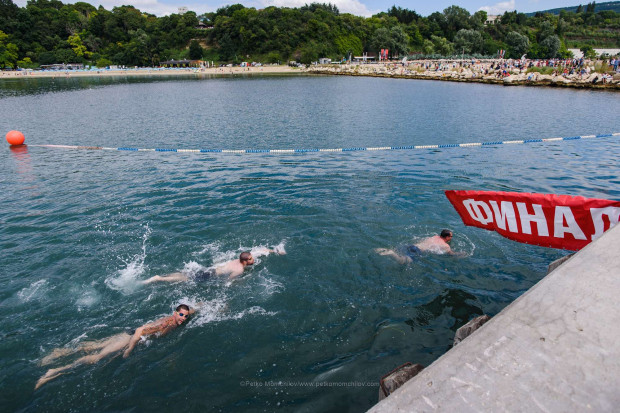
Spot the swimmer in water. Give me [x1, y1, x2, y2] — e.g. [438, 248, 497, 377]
[375, 229, 464, 264]
[36, 304, 195, 389]
[143, 247, 286, 284]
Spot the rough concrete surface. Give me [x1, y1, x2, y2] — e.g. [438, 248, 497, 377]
[368, 224, 620, 412]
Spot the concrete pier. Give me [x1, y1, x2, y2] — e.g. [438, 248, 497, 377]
[369, 224, 620, 412]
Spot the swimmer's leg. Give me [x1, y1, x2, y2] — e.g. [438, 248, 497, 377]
[36, 334, 131, 390]
[77, 333, 132, 352]
[374, 248, 413, 264]
[40, 333, 130, 366]
[142, 272, 189, 284]
[40, 348, 75, 366]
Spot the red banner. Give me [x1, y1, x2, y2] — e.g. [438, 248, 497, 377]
[445, 190, 620, 250]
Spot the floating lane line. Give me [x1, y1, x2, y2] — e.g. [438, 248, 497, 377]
[28, 133, 620, 155]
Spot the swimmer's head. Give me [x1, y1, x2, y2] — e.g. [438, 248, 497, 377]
[440, 229, 453, 242]
[240, 251, 254, 266]
[174, 304, 191, 325]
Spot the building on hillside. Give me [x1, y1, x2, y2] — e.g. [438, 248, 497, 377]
[178, 7, 188, 14]
[485, 15, 500, 25]
[196, 22, 213, 30]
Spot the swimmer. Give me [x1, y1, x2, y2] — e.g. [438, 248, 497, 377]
[36, 304, 195, 389]
[375, 229, 464, 263]
[143, 248, 285, 284]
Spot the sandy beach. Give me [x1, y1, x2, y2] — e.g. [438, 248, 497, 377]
[0, 65, 302, 79]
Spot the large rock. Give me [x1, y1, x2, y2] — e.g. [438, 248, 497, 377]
[453, 315, 491, 346]
[378, 363, 425, 401]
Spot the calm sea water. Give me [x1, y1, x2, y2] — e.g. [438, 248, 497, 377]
[1, 74, 619, 412]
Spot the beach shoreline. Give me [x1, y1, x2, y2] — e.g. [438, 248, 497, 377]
[306, 61, 620, 91]
[2, 62, 619, 90]
[0, 65, 302, 79]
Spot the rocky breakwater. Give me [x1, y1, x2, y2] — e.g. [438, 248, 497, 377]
[306, 63, 620, 90]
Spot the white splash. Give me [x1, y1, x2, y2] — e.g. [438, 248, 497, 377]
[458, 233, 476, 257]
[193, 241, 221, 257]
[17, 280, 48, 302]
[76, 287, 101, 309]
[229, 306, 278, 320]
[190, 300, 278, 327]
[256, 273, 284, 296]
[188, 297, 231, 327]
[105, 225, 151, 294]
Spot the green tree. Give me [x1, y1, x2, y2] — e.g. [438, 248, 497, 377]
[580, 44, 597, 58]
[537, 20, 555, 41]
[540, 34, 560, 57]
[0, 30, 19, 68]
[422, 39, 434, 54]
[505, 31, 530, 58]
[299, 40, 323, 63]
[17, 56, 35, 68]
[265, 51, 281, 63]
[68, 33, 87, 56]
[188, 39, 203, 59]
[0, 0, 20, 33]
[335, 33, 362, 56]
[442, 5, 470, 40]
[431, 35, 453, 56]
[453, 29, 483, 54]
[470, 10, 487, 30]
[390, 25, 409, 56]
[96, 57, 112, 67]
[370, 27, 391, 53]
[55, 47, 78, 63]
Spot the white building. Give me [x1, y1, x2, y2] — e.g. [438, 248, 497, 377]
[485, 15, 500, 25]
[568, 48, 620, 58]
[178, 7, 188, 14]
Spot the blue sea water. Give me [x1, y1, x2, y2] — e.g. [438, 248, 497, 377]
[1, 74, 619, 412]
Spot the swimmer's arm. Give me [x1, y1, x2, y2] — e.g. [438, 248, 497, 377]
[252, 247, 273, 257]
[123, 326, 145, 358]
[449, 250, 467, 257]
[253, 247, 286, 257]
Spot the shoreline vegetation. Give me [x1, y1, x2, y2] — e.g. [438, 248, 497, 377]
[2, 61, 618, 90]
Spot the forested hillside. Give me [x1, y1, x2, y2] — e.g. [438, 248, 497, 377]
[0, 0, 618, 69]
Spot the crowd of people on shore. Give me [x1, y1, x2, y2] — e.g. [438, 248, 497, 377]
[308, 57, 620, 87]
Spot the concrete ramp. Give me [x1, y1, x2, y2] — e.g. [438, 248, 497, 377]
[369, 224, 620, 412]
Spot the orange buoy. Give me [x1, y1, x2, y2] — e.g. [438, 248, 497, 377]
[6, 130, 25, 146]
